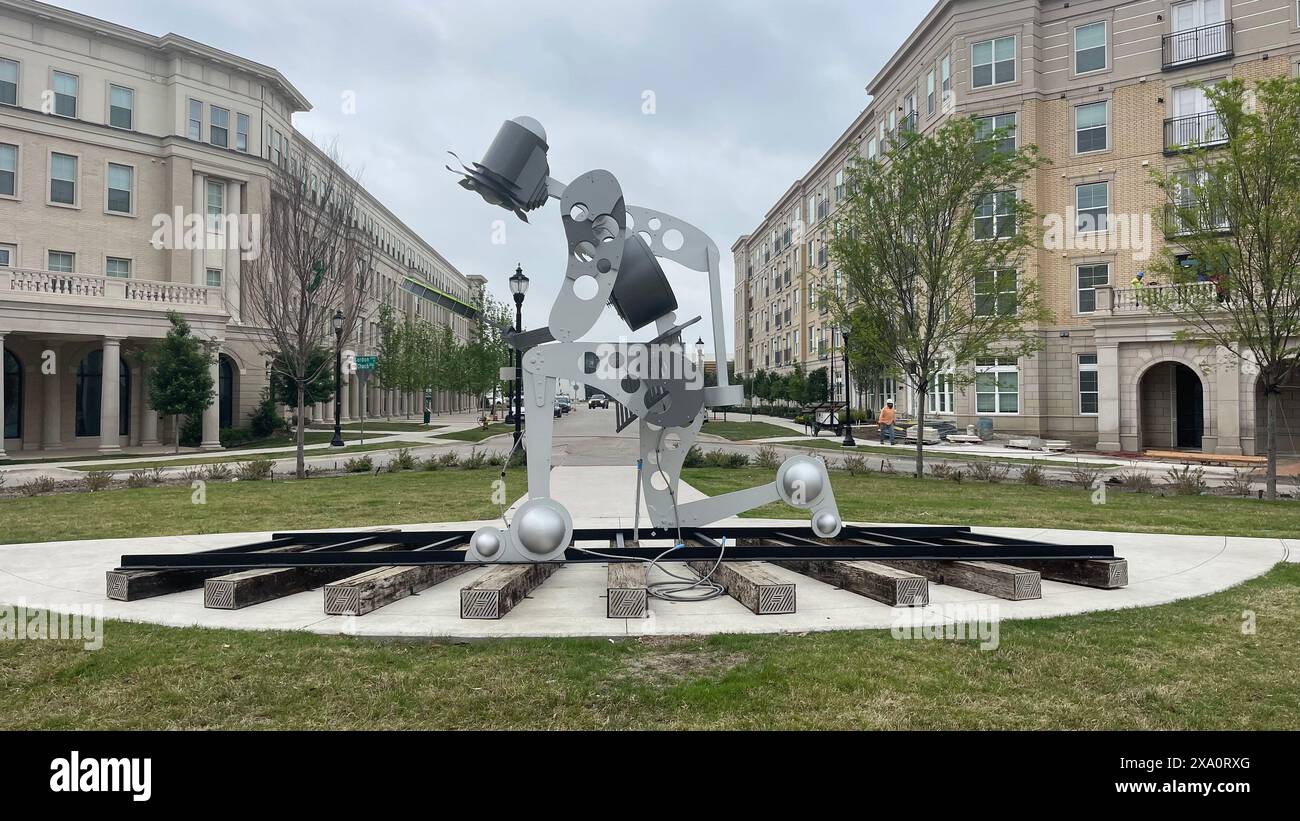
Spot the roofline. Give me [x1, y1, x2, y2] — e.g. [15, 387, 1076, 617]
[864, 0, 950, 96]
[0, 0, 314, 112]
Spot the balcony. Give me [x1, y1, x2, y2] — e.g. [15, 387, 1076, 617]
[1094, 282, 1217, 314]
[1162, 21, 1233, 69]
[1164, 111, 1227, 154]
[899, 112, 917, 134]
[1162, 201, 1230, 237]
[2, 268, 223, 309]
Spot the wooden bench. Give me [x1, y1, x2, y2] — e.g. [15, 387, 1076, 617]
[1144, 450, 1266, 468]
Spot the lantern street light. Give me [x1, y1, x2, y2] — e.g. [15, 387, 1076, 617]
[509, 264, 530, 451]
[840, 320, 856, 448]
[330, 309, 346, 448]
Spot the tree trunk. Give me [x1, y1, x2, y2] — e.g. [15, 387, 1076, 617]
[1266, 390, 1278, 501]
[914, 388, 927, 479]
[296, 383, 307, 480]
[174, 414, 181, 454]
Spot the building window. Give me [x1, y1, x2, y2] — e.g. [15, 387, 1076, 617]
[1075, 101, 1108, 153]
[975, 269, 1018, 316]
[107, 163, 132, 214]
[4, 349, 21, 439]
[0, 58, 16, 106]
[928, 365, 955, 414]
[976, 357, 1019, 414]
[1074, 22, 1107, 74]
[236, 113, 250, 152]
[210, 106, 229, 147]
[941, 55, 951, 96]
[1078, 354, 1099, 415]
[187, 99, 202, 140]
[835, 169, 845, 202]
[975, 191, 1016, 240]
[52, 70, 77, 117]
[106, 257, 131, 278]
[0, 143, 15, 197]
[975, 112, 1016, 155]
[49, 152, 77, 205]
[75, 349, 130, 438]
[272, 130, 282, 166]
[206, 267, 222, 287]
[1076, 263, 1110, 313]
[263, 123, 272, 160]
[47, 250, 74, 273]
[1075, 182, 1109, 233]
[109, 84, 133, 129]
[0, 243, 14, 266]
[926, 70, 936, 114]
[206, 179, 225, 226]
[972, 36, 1016, 88]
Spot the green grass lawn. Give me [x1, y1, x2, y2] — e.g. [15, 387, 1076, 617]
[792, 437, 1121, 468]
[699, 420, 799, 441]
[0, 468, 523, 544]
[312, 422, 442, 432]
[437, 423, 514, 443]
[66, 440, 426, 473]
[0, 431, 361, 467]
[683, 467, 1300, 539]
[3, 563, 1296, 729]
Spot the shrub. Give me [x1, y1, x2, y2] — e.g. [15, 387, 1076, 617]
[20, 476, 58, 496]
[967, 461, 1010, 483]
[421, 455, 441, 471]
[249, 390, 288, 439]
[179, 413, 203, 448]
[219, 427, 259, 448]
[1069, 461, 1105, 489]
[701, 449, 749, 469]
[83, 470, 112, 491]
[683, 446, 705, 468]
[235, 457, 274, 481]
[462, 449, 487, 470]
[344, 455, 374, 473]
[126, 469, 154, 489]
[929, 462, 962, 482]
[180, 466, 204, 483]
[1221, 469, 1256, 498]
[507, 450, 527, 469]
[388, 448, 417, 472]
[1117, 470, 1155, 494]
[486, 451, 506, 467]
[841, 454, 868, 476]
[1166, 464, 1207, 496]
[201, 462, 233, 482]
[754, 445, 780, 469]
[1020, 464, 1046, 486]
[437, 451, 461, 469]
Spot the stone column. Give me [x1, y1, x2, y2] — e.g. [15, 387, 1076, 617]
[1096, 343, 1122, 452]
[1215, 345, 1243, 455]
[224, 180, 242, 322]
[0, 333, 6, 458]
[140, 359, 160, 447]
[98, 337, 123, 454]
[339, 374, 352, 422]
[191, 174, 206, 286]
[200, 346, 222, 450]
[41, 342, 62, 451]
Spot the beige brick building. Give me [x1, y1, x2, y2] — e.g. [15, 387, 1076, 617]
[734, 0, 1300, 454]
[0, 0, 482, 456]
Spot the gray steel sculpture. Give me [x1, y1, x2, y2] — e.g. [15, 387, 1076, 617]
[451, 117, 843, 563]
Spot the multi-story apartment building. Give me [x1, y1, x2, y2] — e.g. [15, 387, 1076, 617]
[735, 0, 1300, 455]
[0, 0, 482, 457]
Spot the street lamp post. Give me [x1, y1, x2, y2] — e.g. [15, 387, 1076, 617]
[695, 336, 706, 422]
[509, 264, 529, 452]
[330, 309, 346, 448]
[840, 322, 856, 447]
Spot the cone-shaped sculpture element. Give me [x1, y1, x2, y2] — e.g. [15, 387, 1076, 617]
[447, 116, 550, 221]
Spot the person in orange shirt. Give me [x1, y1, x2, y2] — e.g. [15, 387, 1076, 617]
[877, 400, 897, 446]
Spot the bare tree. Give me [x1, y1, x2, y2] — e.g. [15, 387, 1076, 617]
[244, 142, 375, 478]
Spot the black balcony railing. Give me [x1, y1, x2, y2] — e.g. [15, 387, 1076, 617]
[1162, 21, 1232, 69]
[899, 112, 918, 134]
[1163, 111, 1228, 153]
[1163, 201, 1231, 237]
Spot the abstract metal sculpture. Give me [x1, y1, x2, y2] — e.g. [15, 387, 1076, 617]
[450, 116, 844, 562]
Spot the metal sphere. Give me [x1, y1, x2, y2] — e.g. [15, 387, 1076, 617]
[782, 460, 824, 507]
[814, 512, 841, 537]
[473, 529, 502, 558]
[516, 506, 567, 556]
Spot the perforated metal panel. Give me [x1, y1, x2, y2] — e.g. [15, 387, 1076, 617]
[461, 590, 500, 620]
[757, 584, 796, 615]
[323, 586, 361, 616]
[607, 588, 647, 619]
[105, 572, 129, 601]
[205, 580, 236, 610]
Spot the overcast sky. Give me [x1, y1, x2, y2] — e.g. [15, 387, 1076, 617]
[60, 0, 931, 354]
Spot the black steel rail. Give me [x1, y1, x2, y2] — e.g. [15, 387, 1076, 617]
[116, 525, 1115, 571]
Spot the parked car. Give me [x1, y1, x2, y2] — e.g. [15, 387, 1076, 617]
[588, 393, 608, 409]
[556, 395, 573, 414]
[553, 402, 564, 419]
[504, 405, 526, 424]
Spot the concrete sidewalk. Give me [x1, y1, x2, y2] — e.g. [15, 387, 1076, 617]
[0, 465, 1292, 639]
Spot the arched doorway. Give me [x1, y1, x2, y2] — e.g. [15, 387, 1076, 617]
[1255, 371, 1300, 456]
[75, 349, 130, 437]
[218, 355, 235, 430]
[4, 349, 21, 440]
[1139, 361, 1203, 450]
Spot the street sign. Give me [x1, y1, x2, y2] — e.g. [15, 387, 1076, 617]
[355, 355, 377, 371]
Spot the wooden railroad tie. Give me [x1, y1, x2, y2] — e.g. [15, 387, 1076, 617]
[323, 554, 474, 616]
[606, 562, 649, 619]
[773, 559, 928, 607]
[878, 560, 1042, 601]
[460, 563, 560, 620]
[687, 560, 796, 615]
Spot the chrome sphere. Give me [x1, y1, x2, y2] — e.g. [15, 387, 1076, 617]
[472, 528, 502, 558]
[781, 460, 825, 507]
[814, 512, 841, 538]
[516, 505, 567, 556]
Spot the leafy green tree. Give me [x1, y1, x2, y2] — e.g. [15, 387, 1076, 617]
[1148, 77, 1300, 499]
[807, 366, 829, 404]
[786, 363, 809, 406]
[831, 115, 1049, 477]
[145, 311, 215, 453]
[270, 348, 334, 411]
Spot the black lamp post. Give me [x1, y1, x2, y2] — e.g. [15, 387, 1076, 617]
[330, 309, 346, 448]
[840, 321, 856, 447]
[509, 264, 529, 451]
